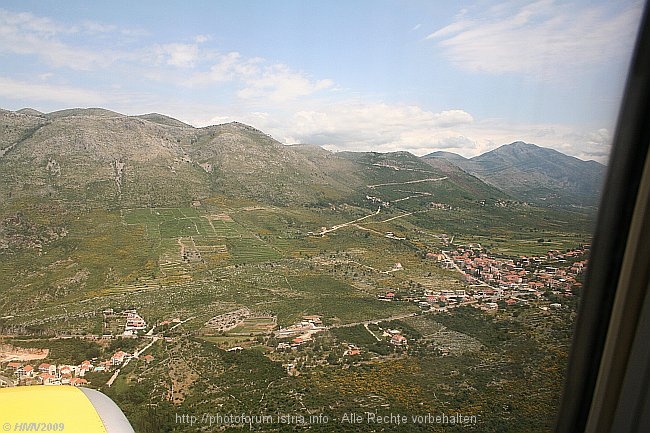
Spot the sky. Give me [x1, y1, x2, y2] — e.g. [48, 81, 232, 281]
[0, 0, 644, 162]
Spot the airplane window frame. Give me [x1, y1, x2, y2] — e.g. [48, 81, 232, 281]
[555, 2, 650, 432]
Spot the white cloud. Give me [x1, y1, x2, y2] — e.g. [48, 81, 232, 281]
[0, 9, 72, 36]
[0, 7, 332, 105]
[0, 7, 617, 164]
[231, 100, 612, 163]
[433, 110, 474, 127]
[242, 102, 478, 153]
[425, 19, 472, 40]
[561, 128, 611, 161]
[0, 76, 105, 106]
[157, 43, 200, 68]
[81, 20, 117, 34]
[155, 35, 215, 68]
[0, 30, 108, 70]
[238, 64, 334, 103]
[0, 6, 337, 116]
[187, 52, 262, 84]
[185, 52, 334, 103]
[427, 1, 643, 79]
[0, 8, 133, 70]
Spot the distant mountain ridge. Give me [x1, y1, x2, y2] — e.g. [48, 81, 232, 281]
[0, 107, 367, 207]
[423, 141, 606, 206]
[424, 150, 468, 162]
[1, 107, 604, 208]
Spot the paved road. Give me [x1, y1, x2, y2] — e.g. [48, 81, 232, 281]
[328, 312, 418, 329]
[106, 367, 122, 387]
[317, 207, 381, 235]
[107, 336, 160, 387]
[367, 176, 448, 188]
[364, 323, 382, 341]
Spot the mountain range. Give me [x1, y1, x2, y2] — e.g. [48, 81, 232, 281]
[424, 142, 606, 206]
[1, 107, 605, 208]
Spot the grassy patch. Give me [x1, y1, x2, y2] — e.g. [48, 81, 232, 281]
[331, 324, 378, 346]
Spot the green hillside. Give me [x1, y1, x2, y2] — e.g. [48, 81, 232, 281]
[0, 107, 594, 433]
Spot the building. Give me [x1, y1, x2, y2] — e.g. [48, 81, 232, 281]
[22, 365, 34, 377]
[37, 373, 58, 385]
[391, 334, 408, 346]
[344, 345, 361, 356]
[111, 351, 129, 365]
[7, 362, 21, 371]
[124, 310, 147, 332]
[69, 378, 88, 387]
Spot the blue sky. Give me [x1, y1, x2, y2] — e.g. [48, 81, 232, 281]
[0, 1, 644, 162]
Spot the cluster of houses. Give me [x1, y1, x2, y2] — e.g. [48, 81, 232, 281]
[377, 244, 588, 311]
[275, 316, 325, 346]
[275, 316, 325, 338]
[103, 308, 148, 337]
[1, 350, 154, 387]
[205, 308, 251, 332]
[379, 289, 467, 309]
[441, 244, 588, 294]
[4, 360, 93, 387]
[124, 310, 147, 333]
[337, 329, 409, 360]
[429, 202, 452, 210]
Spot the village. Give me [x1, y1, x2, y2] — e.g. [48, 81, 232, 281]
[377, 241, 588, 313]
[0, 309, 155, 388]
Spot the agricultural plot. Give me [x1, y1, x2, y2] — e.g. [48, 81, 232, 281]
[331, 324, 379, 346]
[197, 335, 258, 349]
[227, 238, 281, 264]
[121, 207, 287, 269]
[269, 236, 326, 257]
[270, 275, 418, 326]
[159, 219, 200, 238]
[122, 207, 215, 239]
[122, 208, 160, 224]
[230, 209, 292, 236]
[428, 326, 484, 355]
[400, 315, 446, 336]
[207, 218, 244, 238]
[103, 314, 126, 335]
[460, 231, 592, 257]
[227, 316, 277, 336]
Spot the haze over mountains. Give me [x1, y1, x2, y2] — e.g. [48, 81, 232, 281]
[1, 107, 605, 208]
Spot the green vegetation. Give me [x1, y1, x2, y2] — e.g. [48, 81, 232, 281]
[331, 325, 378, 346]
[0, 112, 593, 432]
[0, 190, 584, 433]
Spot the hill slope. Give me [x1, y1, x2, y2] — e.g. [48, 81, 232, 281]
[3, 109, 605, 209]
[337, 150, 511, 209]
[423, 141, 606, 206]
[0, 109, 366, 207]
